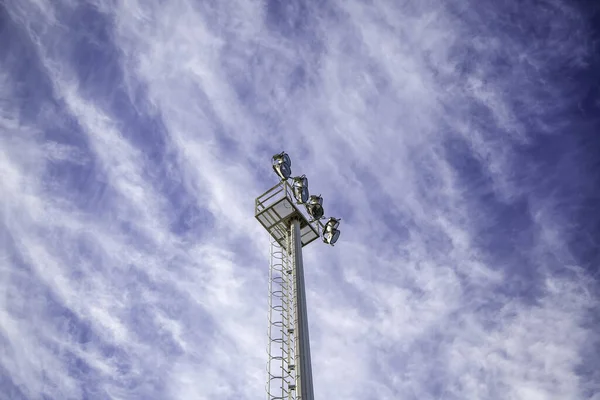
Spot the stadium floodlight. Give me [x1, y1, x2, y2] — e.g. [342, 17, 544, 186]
[306, 195, 324, 220]
[292, 175, 309, 204]
[272, 152, 292, 180]
[322, 217, 341, 246]
[257, 152, 340, 400]
[324, 217, 340, 231]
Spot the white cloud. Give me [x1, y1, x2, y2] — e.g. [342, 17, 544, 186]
[1, 0, 598, 399]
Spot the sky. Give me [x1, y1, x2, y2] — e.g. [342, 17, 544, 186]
[1, 0, 600, 399]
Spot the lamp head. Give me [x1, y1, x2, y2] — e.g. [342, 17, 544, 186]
[292, 175, 309, 204]
[306, 195, 324, 220]
[322, 217, 341, 245]
[272, 152, 292, 180]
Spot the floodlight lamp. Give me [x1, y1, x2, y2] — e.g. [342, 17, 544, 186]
[322, 217, 341, 245]
[272, 152, 292, 180]
[306, 195, 324, 220]
[292, 175, 309, 204]
[324, 217, 340, 232]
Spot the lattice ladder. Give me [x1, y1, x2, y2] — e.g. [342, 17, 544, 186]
[266, 228, 298, 400]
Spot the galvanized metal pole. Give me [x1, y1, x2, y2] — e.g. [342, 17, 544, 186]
[290, 218, 314, 400]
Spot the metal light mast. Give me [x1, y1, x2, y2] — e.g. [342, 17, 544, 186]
[255, 152, 341, 400]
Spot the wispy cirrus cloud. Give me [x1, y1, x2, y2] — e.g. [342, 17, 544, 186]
[1, 0, 599, 399]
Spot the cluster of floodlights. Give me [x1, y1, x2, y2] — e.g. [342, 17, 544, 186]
[272, 152, 341, 246]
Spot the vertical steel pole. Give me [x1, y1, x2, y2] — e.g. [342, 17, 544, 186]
[290, 218, 314, 400]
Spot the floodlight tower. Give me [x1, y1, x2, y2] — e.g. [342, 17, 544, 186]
[255, 152, 340, 400]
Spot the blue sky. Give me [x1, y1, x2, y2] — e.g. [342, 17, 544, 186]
[1, 0, 599, 399]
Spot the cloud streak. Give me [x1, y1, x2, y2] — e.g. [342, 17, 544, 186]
[1, 0, 599, 399]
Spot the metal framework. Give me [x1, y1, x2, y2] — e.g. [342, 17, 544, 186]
[255, 181, 320, 250]
[256, 180, 323, 400]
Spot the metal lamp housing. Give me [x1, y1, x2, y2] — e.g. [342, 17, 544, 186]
[323, 229, 340, 245]
[306, 195, 324, 220]
[322, 217, 341, 245]
[324, 217, 340, 232]
[272, 152, 292, 180]
[292, 175, 309, 204]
